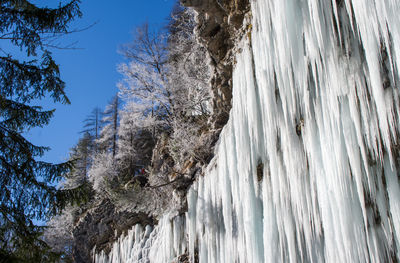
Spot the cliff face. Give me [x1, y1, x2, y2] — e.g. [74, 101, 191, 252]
[71, 1, 251, 262]
[94, 0, 400, 261]
[181, 0, 250, 128]
[72, 200, 155, 262]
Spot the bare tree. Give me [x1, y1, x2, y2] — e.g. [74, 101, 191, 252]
[82, 107, 102, 140]
[97, 95, 120, 157]
[165, 7, 212, 164]
[117, 107, 155, 177]
[118, 23, 173, 134]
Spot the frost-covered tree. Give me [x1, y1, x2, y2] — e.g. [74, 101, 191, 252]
[165, 6, 212, 164]
[63, 133, 94, 189]
[97, 96, 120, 157]
[88, 152, 118, 193]
[44, 134, 95, 262]
[118, 12, 210, 134]
[82, 107, 102, 141]
[117, 106, 155, 178]
[43, 207, 76, 263]
[118, 23, 173, 135]
[166, 6, 211, 118]
[166, 5, 211, 118]
[117, 7, 212, 167]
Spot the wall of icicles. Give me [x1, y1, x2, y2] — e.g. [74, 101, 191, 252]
[95, 0, 400, 262]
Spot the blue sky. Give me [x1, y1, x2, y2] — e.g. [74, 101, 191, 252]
[27, 0, 176, 163]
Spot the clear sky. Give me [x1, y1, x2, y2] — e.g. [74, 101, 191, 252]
[27, 0, 177, 163]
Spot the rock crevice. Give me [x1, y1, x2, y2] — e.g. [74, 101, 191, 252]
[181, 0, 251, 128]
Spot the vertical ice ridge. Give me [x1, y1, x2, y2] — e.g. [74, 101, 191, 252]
[94, 215, 186, 263]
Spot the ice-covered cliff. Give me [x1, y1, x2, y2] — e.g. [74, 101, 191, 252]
[95, 0, 400, 262]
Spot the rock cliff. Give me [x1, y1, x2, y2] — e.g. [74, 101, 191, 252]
[70, 1, 251, 261]
[181, 0, 250, 128]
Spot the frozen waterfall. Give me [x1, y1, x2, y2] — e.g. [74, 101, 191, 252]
[95, 0, 400, 261]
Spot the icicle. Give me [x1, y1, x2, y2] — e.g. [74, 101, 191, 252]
[185, 0, 400, 261]
[94, 215, 185, 263]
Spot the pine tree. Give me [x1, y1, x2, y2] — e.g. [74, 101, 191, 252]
[0, 1, 83, 261]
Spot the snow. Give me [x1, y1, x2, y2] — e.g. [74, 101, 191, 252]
[95, 0, 400, 261]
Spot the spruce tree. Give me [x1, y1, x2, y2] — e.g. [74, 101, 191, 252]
[0, 1, 83, 261]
